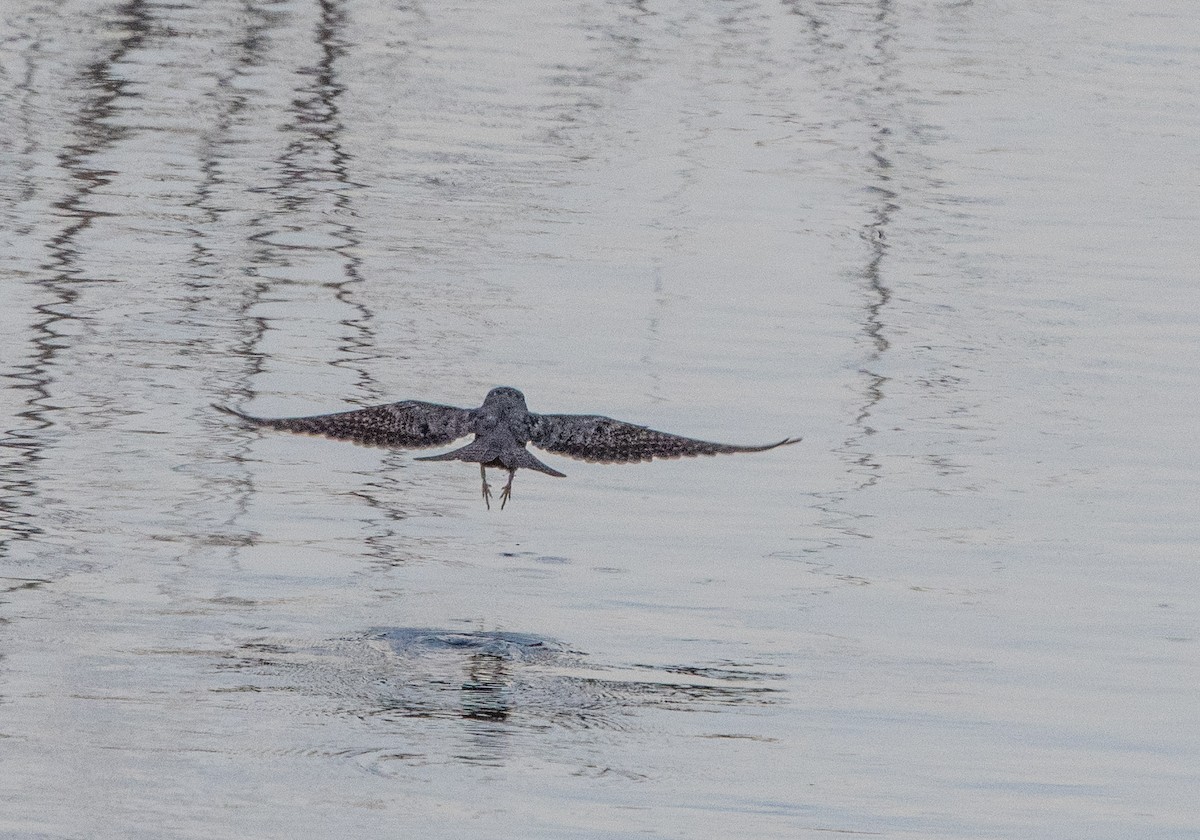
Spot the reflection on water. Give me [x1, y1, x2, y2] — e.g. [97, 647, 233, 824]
[251, 0, 377, 398]
[797, 1, 900, 549]
[225, 627, 780, 770]
[3, 3, 157, 565]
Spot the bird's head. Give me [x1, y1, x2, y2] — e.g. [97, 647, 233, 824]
[482, 386, 527, 410]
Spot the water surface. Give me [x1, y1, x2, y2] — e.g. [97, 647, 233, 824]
[1, 0, 1198, 837]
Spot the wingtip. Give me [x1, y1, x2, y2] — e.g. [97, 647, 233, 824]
[212, 403, 255, 422]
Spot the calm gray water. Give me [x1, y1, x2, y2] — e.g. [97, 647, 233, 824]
[2, 0, 1198, 837]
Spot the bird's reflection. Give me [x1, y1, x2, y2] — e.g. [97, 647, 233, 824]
[456, 652, 514, 766]
[460, 653, 511, 722]
[226, 627, 782, 768]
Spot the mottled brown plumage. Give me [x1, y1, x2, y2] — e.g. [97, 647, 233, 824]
[215, 387, 799, 509]
[215, 400, 473, 450]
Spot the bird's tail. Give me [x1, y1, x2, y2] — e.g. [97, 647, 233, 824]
[514, 449, 566, 477]
[416, 441, 566, 477]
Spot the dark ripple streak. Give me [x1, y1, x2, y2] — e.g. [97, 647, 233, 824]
[851, 0, 900, 492]
[788, 1, 901, 548]
[174, 1, 285, 555]
[2, 0, 152, 563]
[213, 0, 422, 558]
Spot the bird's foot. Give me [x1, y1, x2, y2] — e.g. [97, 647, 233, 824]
[499, 470, 516, 510]
[480, 465, 492, 510]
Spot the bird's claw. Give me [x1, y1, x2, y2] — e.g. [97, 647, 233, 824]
[499, 469, 516, 510]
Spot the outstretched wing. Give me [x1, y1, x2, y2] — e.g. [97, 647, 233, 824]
[528, 413, 800, 464]
[214, 401, 475, 450]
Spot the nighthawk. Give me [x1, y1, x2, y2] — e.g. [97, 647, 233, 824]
[215, 386, 800, 509]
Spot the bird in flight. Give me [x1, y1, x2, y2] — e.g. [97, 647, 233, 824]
[215, 386, 799, 509]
